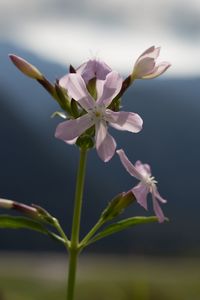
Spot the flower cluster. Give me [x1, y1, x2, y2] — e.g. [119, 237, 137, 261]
[9, 46, 170, 222]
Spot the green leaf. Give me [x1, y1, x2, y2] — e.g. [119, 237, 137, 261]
[0, 215, 65, 244]
[88, 216, 159, 245]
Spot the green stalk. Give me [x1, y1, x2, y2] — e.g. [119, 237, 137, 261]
[79, 218, 104, 249]
[66, 147, 88, 300]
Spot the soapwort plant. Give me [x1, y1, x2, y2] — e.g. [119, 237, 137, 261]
[0, 46, 170, 300]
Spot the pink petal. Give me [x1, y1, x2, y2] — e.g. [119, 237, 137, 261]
[96, 71, 122, 107]
[65, 137, 77, 145]
[96, 79, 104, 99]
[66, 74, 94, 111]
[95, 121, 116, 162]
[59, 74, 69, 89]
[132, 183, 149, 210]
[142, 62, 171, 79]
[76, 59, 112, 82]
[152, 192, 165, 223]
[134, 57, 156, 78]
[94, 60, 112, 80]
[116, 149, 143, 180]
[105, 110, 143, 133]
[153, 186, 167, 203]
[137, 46, 160, 61]
[55, 114, 93, 141]
[135, 160, 152, 177]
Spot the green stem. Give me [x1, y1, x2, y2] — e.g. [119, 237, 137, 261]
[53, 218, 70, 249]
[66, 147, 88, 300]
[66, 249, 79, 300]
[80, 218, 104, 249]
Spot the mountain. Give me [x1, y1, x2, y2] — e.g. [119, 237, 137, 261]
[0, 42, 199, 255]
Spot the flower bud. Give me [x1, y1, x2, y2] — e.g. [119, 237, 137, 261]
[0, 199, 13, 209]
[12, 201, 38, 217]
[101, 191, 136, 221]
[131, 46, 171, 81]
[9, 54, 44, 80]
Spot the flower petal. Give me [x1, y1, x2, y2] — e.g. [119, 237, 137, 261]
[135, 160, 152, 177]
[66, 74, 94, 111]
[95, 121, 116, 162]
[136, 46, 160, 62]
[153, 186, 167, 203]
[65, 137, 77, 145]
[105, 110, 143, 133]
[133, 57, 156, 78]
[55, 114, 93, 141]
[59, 74, 69, 89]
[76, 59, 112, 82]
[116, 149, 143, 180]
[152, 192, 165, 223]
[142, 62, 171, 79]
[132, 182, 149, 210]
[97, 71, 122, 107]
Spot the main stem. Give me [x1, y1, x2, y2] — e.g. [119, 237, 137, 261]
[67, 147, 88, 300]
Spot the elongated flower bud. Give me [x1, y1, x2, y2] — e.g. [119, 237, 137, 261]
[0, 199, 13, 209]
[9, 54, 44, 80]
[0, 198, 38, 217]
[101, 191, 136, 221]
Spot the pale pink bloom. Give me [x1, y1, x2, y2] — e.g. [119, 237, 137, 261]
[59, 59, 112, 88]
[132, 46, 171, 80]
[55, 72, 143, 162]
[117, 149, 167, 222]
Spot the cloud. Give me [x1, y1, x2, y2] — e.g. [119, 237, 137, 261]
[0, 0, 200, 76]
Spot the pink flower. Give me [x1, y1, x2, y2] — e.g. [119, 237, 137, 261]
[132, 46, 171, 80]
[59, 59, 112, 88]
[55, 72, 143, 162]
[117, 149, 167, 222]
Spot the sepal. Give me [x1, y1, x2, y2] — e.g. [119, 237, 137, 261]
[55, 82, 71, 114]
[76, 134, 94, 150]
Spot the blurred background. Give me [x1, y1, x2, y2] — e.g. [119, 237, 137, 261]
[0, 0, 200, 299]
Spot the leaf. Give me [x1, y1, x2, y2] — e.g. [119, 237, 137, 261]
[88, 216, 158, 245]
[0, 215, 64, 244]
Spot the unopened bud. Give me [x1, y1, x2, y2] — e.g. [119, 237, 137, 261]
[9, 54, 44, 80]
[0, 198, 38, 217]
[0, 199, 13, 209]
[101, 190, 135, 221]
[12, 202, 38, 217]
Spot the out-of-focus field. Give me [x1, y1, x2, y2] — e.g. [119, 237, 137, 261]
[0, 253, 199, 300]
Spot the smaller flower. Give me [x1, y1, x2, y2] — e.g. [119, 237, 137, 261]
[131, 46, 171, 80]
[9, 54, 44, 80]
[117, 149, 167, 222]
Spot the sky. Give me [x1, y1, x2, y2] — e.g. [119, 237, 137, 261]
[0, 0, 200, 77]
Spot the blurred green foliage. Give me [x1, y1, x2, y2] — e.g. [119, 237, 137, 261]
[0, 255, 199, 300]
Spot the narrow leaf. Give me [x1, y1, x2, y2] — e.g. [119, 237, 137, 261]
[88, 216, 158, 245]
[0, 215, 64, 244]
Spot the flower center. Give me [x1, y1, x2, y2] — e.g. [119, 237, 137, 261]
[95, 111, 101, 118]
[89, 105, 106, 122]
[142, 176, 157, 192]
